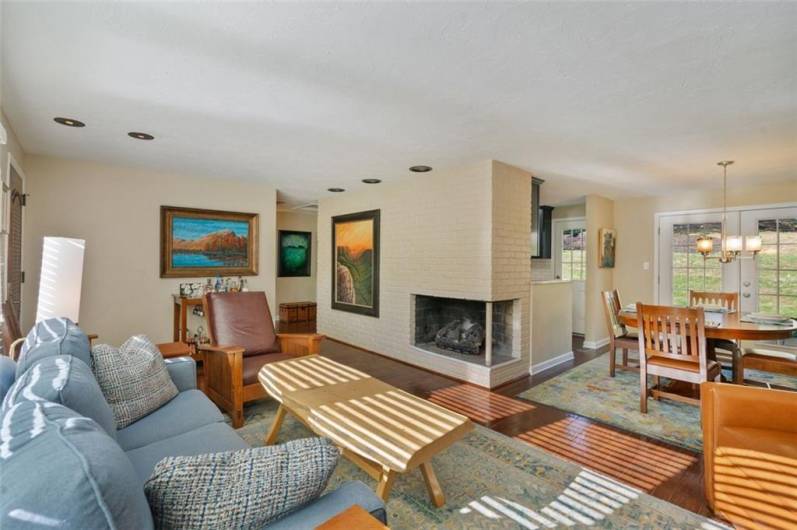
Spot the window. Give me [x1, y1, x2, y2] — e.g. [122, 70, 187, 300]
[561, 228, 586, 281]
[671, 222, 722, 306]
[757, 218, 797, 316]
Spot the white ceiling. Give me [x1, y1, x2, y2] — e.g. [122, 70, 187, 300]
[2, 2, 796, 206]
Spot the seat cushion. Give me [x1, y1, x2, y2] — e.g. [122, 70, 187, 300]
[92, 335, 179, 429]
[719, 426, 797, 460]
[0, 401, 153, 529]
[15, 317, 91, 378]
[266, 480, 387, 530]
[144, 438, 340, 530]
[125, 421, 249, 483]
[116, 389, 224, 451]
[2, 355, 116, 438]
[648, 356, 720, 374]
[206, 292, 280, 356]
[244, 353, 300, 385]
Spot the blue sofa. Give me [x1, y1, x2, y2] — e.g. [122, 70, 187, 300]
[0, 320, 386, 529]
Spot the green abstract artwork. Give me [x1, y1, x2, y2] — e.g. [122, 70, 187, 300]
[278, 231, 311, 277]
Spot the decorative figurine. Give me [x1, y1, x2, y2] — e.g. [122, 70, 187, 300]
[240, 277, 248, 292]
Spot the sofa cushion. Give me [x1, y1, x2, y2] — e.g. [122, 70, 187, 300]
[265, 480, 387, 530]
[0, 356, 15, 402]
[0, 401, 153, 529]
[205, 291, 281, 356]
[144, 438, 339, 530]
[125, 421, 249, 483]
[92, 335, 178, 429]
[117, 389, 224, 451]
[2, 355, 116, 438]
[15, 317, 91, 378]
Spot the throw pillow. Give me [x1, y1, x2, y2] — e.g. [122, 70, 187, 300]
[2, 355, 117, 438]
[0, 401, 153, 529]
[15, 317, 91, 378]
[92, 335, 178, 429]
[144, 437, 340, 530]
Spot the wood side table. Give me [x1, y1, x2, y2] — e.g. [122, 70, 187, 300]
[316, 505, 388, 530]
[172, 295, 203, 343]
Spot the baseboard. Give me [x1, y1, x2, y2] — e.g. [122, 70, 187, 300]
[530, 351, 574, 375]
[582, 337, 610, 350]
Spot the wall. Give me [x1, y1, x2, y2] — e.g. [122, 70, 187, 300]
[22, 155, 277, 344]
[276, 210, 317, 309]
[531, 280, 573, 371]
[614, 180, 797, 306]
[317, 160, 532, 387]
[584, 194, 614, 347]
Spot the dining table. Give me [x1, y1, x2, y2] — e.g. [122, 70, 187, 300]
[618, 309, 797, 384]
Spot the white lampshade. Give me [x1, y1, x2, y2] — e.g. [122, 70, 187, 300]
[36, 237, 86, 323]
[745, 235, 762, 252]
[725, 235, 743, 252]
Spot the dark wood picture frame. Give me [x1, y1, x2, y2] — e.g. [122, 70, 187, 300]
[160, 205, 259, 278]
[331, 209, 380, 317]
[278, 230, 312, 277]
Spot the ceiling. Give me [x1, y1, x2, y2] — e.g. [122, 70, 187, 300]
[2, 2, 795, 206]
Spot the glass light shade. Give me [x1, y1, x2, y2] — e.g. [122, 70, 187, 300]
[696, 236, 714, 255]
[745, 235, 762, 252]
[725, 235, 743, 252]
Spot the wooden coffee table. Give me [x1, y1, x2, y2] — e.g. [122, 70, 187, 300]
[258, 355, 472, 507]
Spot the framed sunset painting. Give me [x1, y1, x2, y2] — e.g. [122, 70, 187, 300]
[331, 209, 380, 317]
[160, 206, 259, 278]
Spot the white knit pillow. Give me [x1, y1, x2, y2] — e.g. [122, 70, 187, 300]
[92, 335, 178, 428]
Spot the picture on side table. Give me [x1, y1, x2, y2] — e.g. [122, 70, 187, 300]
[278, 230, 312, 277]
[332, 209, 380, 317]
[161, 206, 259, 278]
[599, 227, 616, 268]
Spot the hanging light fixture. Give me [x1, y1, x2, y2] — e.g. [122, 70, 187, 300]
[696, 161, 762, 263]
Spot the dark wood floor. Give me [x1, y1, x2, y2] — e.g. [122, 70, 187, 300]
[277, 322, 713, 519]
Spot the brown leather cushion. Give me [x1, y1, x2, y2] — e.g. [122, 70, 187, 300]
[718, 426, 797, 460]
[205, 292, 280, 357]
[243, 353, 299, 385]
[648, 356, 720, 374]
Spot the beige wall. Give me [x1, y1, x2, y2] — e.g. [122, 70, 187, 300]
[276, 210, 317, 309]
[531, 281, 573, 370]
[615, 180, 797, 306]
[22, 155, 277, 344]
[584, 194, 614, 345]
[552, 203, 585, 219]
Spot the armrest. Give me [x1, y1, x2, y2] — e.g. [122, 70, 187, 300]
[164, 356, 197, 392]
[277, 333, 324, 355]
[198, 344, 246, 355]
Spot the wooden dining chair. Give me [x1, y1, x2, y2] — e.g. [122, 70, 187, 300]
[688, 290, 739, 312]
[636, 303, 721, 413]
[601, 290, 638, 376]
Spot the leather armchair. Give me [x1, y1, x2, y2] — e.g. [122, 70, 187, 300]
[701, 382, 797, 529]
[199, 291, 324, 427]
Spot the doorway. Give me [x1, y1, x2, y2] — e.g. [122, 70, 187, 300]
[553, 218, 586, 334]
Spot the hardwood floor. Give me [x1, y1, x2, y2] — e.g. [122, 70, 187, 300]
[276, 322, 714, 518]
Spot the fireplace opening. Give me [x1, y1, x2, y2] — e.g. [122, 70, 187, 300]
[412, 295, 516, 366]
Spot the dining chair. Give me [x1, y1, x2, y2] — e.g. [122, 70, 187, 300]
[688, 290, 739, 312]
[742, 343, 797, 380]
[601, 290, 638, 376]
[636, 303, 721, 413]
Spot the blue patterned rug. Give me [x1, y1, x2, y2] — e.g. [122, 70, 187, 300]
[233, 399, 727, 529]
[517, 352, 797, 452]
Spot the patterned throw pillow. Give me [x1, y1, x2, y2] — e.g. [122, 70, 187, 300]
[92, 335, 178, 429]
[144, 438, 340, 530]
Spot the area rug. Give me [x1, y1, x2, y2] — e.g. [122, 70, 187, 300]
[233, 399, 726, 529]
[516, 353, 797, 452]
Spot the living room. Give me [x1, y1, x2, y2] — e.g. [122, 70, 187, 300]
[1, 2, 795, 529]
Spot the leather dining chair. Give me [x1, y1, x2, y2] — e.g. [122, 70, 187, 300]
[636, 303, 721, 413]
[199, 291, 324, 428]
[601, 290, 638, 376]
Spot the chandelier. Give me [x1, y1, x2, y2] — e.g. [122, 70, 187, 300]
[696, 161, 761, 264]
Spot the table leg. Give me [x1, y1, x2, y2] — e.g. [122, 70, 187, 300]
[264, 404, 287, 445]
[375, 468, 396, 502]
[731, 342, 744, 385]
[420, 461, 445, 507]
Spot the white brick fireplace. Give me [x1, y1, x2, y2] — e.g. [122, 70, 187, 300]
[317, 160, 532, 388]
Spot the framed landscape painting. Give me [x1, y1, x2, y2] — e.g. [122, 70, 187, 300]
[278, 230, 312, 277]
[331, 209, 380, 317]
[599, 227, 616, 268]
[160, 206, 259, 278]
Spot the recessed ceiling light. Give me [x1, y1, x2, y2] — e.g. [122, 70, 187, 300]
[362, 178, 381, 184]
[409, 165, 432, 173]
[54, 117, 85, 128]
[128, 132, 154, 140]
[328, 188, 345, 192]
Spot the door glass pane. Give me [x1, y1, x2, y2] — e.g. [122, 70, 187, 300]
[758, 270, 778, 294]
[759, 295, 778, 314]
[670, 221, 723, 304]
[780, 219, 797, 244]
[781, 271, 797, 296]
[781, 245, 797, 269]
[781, 296, 797, 317]
[759, 219, 778, 244]
[756, 218, 797, 314]
[758, 246, 778, 269]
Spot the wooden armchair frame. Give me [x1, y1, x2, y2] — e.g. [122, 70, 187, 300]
[199, 297, 323, 428]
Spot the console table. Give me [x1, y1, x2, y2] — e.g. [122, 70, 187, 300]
[172, 295, 203, 343]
